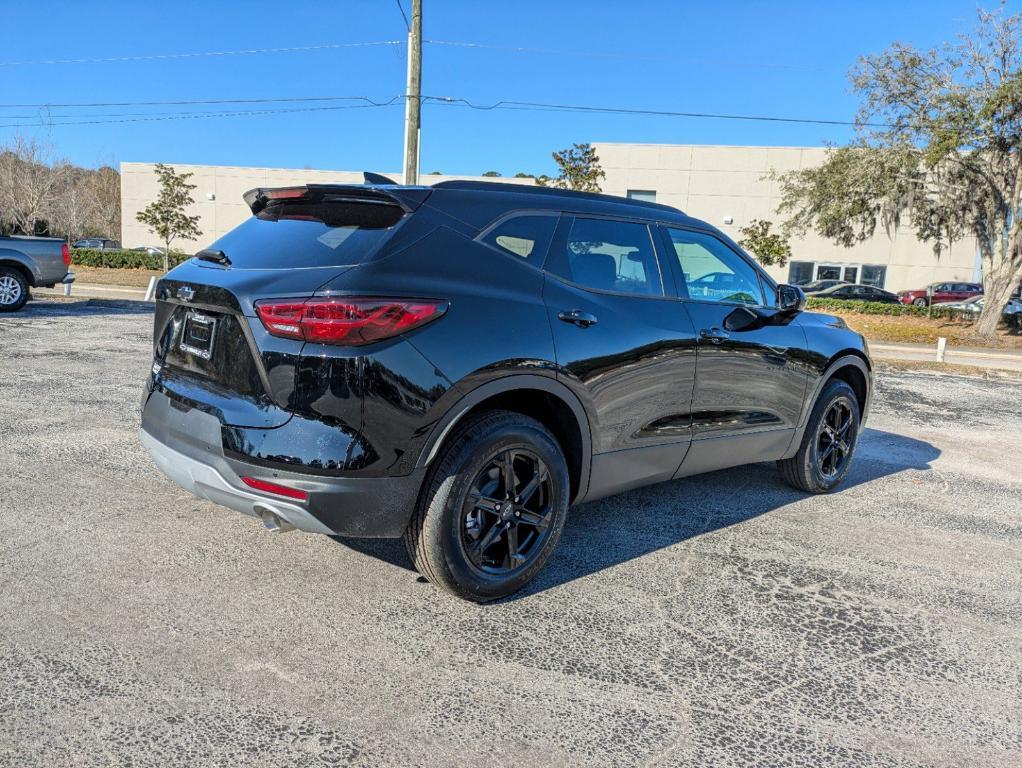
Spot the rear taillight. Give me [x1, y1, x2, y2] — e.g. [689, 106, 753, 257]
[61, 243, 71, 267]
[255, 297, 447, 346]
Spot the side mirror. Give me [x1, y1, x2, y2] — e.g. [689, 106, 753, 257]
[777, 284, 806, 314]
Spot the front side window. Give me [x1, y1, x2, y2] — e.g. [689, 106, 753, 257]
[547, 217, 663, 296]
[663, 228, 765, 306]
[480, 214, 557, 263]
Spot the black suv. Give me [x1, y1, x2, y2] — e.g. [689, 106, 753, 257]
[141, 177, 872, 601]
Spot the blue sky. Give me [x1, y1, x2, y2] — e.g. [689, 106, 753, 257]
[1, 0, 1005, 176]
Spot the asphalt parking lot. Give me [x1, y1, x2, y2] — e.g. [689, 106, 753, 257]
[2, 298, 1020, 767]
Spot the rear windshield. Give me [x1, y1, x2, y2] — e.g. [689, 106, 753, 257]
[206, 201, 403, 269]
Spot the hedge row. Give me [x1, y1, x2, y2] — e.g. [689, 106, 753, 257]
[805, 297, 975, 321]
[71, 248, 191, 270]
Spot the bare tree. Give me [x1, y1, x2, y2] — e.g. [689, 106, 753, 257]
[49, 165, 100, 244]
[90, 164, 121, 240]
[0, 136, 66, 235]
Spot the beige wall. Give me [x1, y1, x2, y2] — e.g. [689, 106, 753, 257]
[121, 163, 534, 251]
[594, 142, 979, 291]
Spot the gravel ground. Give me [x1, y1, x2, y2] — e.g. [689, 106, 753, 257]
[2, 299, 1020, 768]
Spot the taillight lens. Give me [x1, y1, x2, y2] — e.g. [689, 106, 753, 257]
[61, 243, 71, 267]
[241, 476, 308, 501]
[255, 297, 447, 346]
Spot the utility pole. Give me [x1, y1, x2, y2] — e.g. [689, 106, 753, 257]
[402, 0, 422, 185]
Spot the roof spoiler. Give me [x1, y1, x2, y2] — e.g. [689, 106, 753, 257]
[243, 182, 430, 216]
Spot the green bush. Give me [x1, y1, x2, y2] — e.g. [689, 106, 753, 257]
[806, 297, 975, 322]
[70, 248, 191, 270]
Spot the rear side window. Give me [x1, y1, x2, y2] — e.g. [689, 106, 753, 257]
[547, 217, 663, 297]
[207, 201, 403, 270]
[480, 214, 556, 263]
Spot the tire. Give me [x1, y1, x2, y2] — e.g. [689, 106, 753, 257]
[912, 297, 928, 307]
[777, 379, 861, 494]
[404, 410, 570, 602]
[0, 266, 29, 312]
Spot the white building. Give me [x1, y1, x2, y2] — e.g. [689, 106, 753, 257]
[122, 143, 979, 291]
[594, 142, 979, 291]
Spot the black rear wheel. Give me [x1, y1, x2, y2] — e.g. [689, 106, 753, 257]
[777, 379, 860, 493]
[404, 410, 569, 602]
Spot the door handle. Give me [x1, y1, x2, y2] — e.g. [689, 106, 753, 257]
[558, 309, 598, 328]
[699, 327, 731, 344]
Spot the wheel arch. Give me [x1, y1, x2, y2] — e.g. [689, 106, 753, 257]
[416, 375, 592, 504]
[784, 352, 872, 459]
[0, 254, 36, 287]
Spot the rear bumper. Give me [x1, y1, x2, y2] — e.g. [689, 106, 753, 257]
[61, 270, 76, 284]
[140, 389, 424, 538]
[140, 428, 334, 534]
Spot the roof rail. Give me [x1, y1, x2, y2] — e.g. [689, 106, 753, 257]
[430, 179, 683, 214]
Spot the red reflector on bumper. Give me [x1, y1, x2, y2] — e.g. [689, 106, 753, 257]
[241, 476, 308, 501]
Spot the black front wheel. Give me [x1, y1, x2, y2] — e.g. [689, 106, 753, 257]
[777, 379, 861, 493]
[404, 410, 569, 602]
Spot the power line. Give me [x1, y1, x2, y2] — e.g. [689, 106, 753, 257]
[0, 93, 880, 130]
[0, 41, 402, 67]
[423, 39, 824, 71]
[394, 0, 410, 31]
[0, 100, 403, 129]
[423, 96, 888, 128]
[0, 95, 395, 109]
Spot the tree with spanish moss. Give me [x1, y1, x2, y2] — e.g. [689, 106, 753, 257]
[776, 5, 1022, 335]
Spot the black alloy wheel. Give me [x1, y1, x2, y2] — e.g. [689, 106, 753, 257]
[777, 378, 860, 493]
[405, 410, 569, 602]
[462, 448, 555, 574]
[816, 400, 853, 479]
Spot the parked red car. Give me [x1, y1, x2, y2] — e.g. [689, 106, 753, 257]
[898, 281, 983, 307]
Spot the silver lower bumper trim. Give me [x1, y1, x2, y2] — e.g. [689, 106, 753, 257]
[139, 428, 333, 535]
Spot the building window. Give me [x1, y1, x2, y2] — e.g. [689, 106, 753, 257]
[626, 189, 657, 203]
[787, 261, 887, 289]
[861, 265, 887, 288]
[787, 261, 814, 285]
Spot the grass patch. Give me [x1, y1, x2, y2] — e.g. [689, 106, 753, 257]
[70, 265, 165, 288]
[823, 308, 1022, 349]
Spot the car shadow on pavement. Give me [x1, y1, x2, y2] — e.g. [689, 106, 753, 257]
[333, 427, 940, 600]
[9, 298, 155, 318]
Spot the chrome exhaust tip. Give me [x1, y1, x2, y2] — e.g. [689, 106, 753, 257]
[254, 504, 297, 534]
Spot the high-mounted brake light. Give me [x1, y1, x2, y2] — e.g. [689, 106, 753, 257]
[264, 187, 308, 200]
[255, 297, 448, 346]
[61, 243, 71, 267]
[241, 476, 308, 501]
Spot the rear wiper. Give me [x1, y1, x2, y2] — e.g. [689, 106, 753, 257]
[195, 249, 231, 267]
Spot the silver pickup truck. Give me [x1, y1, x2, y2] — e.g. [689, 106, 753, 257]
[0, 235, 75, 312]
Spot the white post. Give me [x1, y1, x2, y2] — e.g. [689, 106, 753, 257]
[63, 282, 71, 297]
[144, 276, 158, 302]
[936, 336, 947, 363]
